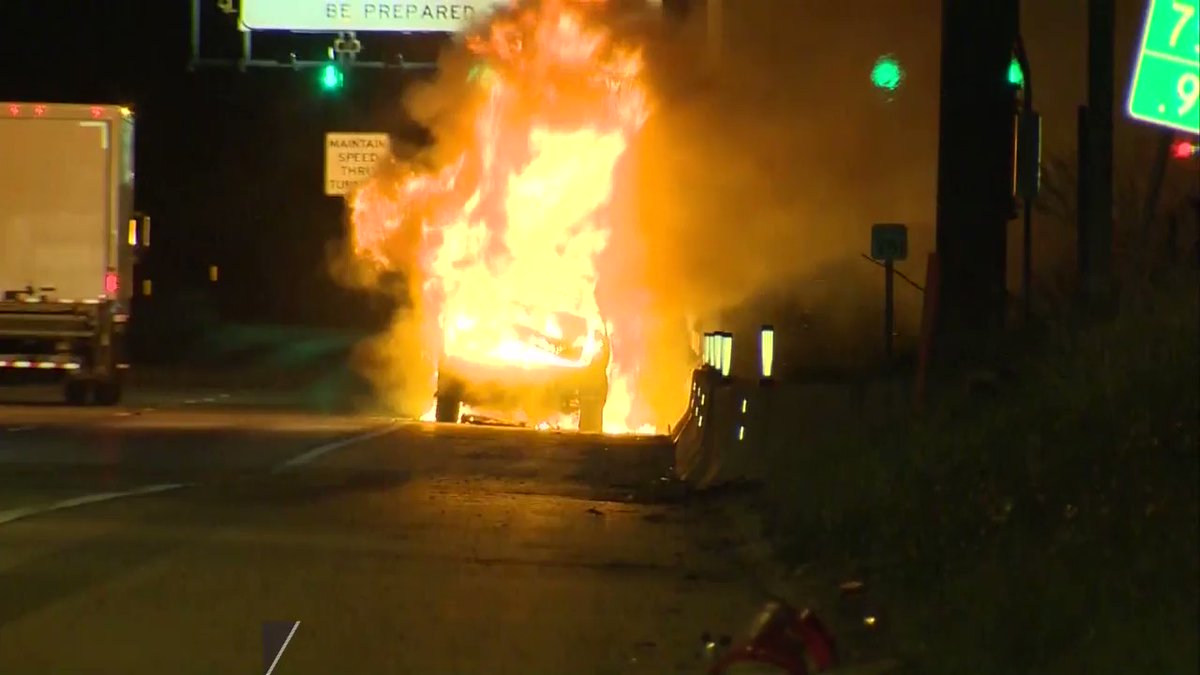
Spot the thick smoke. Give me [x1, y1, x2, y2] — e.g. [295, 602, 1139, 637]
[338, 0, 1197, 423]
[335, 0, 946, 421]
[611, 0, 942, 376]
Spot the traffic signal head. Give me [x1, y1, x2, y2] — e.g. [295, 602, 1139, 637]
[319, 63, 344, 91]
[1007, 57, 1025, 88]
[870, 55, 904, 92]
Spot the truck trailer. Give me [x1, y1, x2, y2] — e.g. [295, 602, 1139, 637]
[0, 102, 148, 405]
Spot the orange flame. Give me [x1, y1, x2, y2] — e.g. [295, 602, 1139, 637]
[348, 0, 658, 434]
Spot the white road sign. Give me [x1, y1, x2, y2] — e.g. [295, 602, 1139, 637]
[241, 0, 508, 33]
[325, 132, 390, 196]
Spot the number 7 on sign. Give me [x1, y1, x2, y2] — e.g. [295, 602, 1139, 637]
[1170, 2, 1195, 48]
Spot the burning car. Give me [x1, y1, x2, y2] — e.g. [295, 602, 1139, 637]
[434, 312, 610, 431]
[345, 1, 660, 434]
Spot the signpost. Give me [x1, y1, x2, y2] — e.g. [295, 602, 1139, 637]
[324, 132, 390, 196]
[1127, 0, 1200, 134]
[241, 0, 506, 33]
[870, 223, 908, 366]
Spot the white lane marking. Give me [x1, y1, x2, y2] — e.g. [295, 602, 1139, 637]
[5, 426, 36, 432]
[272, 424, 397, 473]
[0, 482, 189, 528]
[265, 621, 301, 675]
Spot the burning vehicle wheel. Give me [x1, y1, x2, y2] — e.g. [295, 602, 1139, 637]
[435, 374, 464, 423]
[578, 396, 604, 433]
[576, 364, 608, 433]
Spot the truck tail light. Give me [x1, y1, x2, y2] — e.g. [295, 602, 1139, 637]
[104, 269, 119, 296]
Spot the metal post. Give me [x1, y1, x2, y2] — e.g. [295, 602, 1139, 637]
[934, 0, 1020, 343]
[914, 252, 941, 413]
[1140, 130, 1175, 242]
[884, 259, 895, 366]
[189, 0, 201, 71]
[1015, 34, 1036, 323]
[1085, 0, 1115, 303]
[1077, 105, 1092, 290]
[1022, 196, 1034, 320]
[707, 0, 723, 65]
[239, 28, 252, 73]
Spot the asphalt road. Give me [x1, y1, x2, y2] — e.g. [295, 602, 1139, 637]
[0, 385, 762, 674]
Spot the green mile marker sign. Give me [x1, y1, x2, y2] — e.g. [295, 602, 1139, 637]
[1127, 0, 1200, 134]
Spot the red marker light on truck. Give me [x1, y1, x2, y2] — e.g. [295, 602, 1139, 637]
[90, 106, 103, 119]
[7, 104, 19, 116]
[104, 270, 119, 296]
[33, 104, 45, 116]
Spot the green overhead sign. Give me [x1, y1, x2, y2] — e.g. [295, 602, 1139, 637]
[1127, 0, 1200, 134]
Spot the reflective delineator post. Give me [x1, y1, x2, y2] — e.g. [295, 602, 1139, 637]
[758, 325, 776, 455]
[719, 332, 733, 379]
[759, 324, 775, 384]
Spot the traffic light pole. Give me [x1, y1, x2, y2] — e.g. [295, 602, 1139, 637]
[884, 258, 895, 367]
[707, 0, 723, 65]
[1081, 0, 1115, 306]
[1140, 130, 1176, 240]
[934, 0, 1020, 353]
[1014, 33, 1036, 323]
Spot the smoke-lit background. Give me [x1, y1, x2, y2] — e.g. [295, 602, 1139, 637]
[618, 0, 1197, 378]
[3, 0, 1195, 394]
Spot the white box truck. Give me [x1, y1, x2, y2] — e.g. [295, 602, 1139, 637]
[0, 102, 148, 405]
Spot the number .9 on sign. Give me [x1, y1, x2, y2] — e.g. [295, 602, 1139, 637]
[1177, 72, 1199, 117]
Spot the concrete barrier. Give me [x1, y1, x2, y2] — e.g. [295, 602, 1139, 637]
[673, 367, 909, 489]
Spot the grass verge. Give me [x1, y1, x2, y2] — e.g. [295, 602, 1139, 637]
[759, 272, 1199, 674]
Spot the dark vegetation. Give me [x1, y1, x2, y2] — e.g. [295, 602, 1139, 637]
[755, 183, 1199, 672]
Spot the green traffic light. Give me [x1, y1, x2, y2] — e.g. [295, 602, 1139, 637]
[320, 63, 344, 90]
[1007, 57, 1025, 88]
[870, 55, 903, 92]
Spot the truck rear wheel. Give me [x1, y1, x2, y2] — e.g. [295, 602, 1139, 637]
[64, 380, 91, 406]
[94, 379, 122, 406]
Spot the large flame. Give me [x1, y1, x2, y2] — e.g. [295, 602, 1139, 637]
[348, 0, 660, 434]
